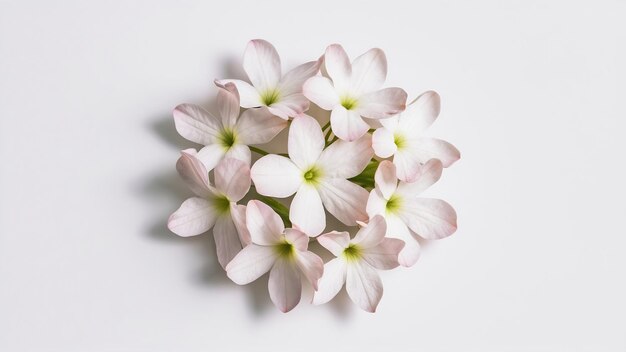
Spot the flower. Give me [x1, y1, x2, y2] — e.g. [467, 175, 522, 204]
[303, 44, 407, 142]
[226, 200, 324, 313]
[250, 114, 373, 237]
[167, 150, 251, 268]
[366, 159, 457, 267]
[216, 39, 321, 120]
[372, 91, 460, 182]
[173, 82, 287, 171]
[312, 215, 404, 312]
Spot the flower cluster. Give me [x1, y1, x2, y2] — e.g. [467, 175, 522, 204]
[168, 39, 460, 313]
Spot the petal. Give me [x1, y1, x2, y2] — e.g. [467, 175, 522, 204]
[245, 200, 284, 245]
[312, 258, 347, 305]
[250, 155, 301, 197]
[409, 137, 461, 168]
[346, 261, 383, 313]
[317, 231, 350, 256]
[385, 214, 421, 267]
[268, 259, 302, 313]
[397, 90, 441, 136]
[284, 228, 309, 251]
[173, 104, 222, 145]
[288, 114, 324, 170]
[230, 204, 251, 246]
[243, 39, 281, 92]
[175, 149, 212, 198]
[214, 158, 251, 202]
[215, 79, 262, 108]
[357, 87, 407, 119]
[196, 144, 226, 171]
[330, 106, 370, 142]
[379, 115, 399, 131]
[302, 76, 340, 110]
[352, 215, 387, 248]
[267, 93, 310, 119]
[235, 107, 288, 145]
[317, 133, 373, 179]
[278, 59, 322, 95]
[215, 81, 240, 128]
[362, 238, 404, 270]
[318, 178, 369, 226]
[290, 185, 325, 237]
[392, 149, 421, 183]
[374, 160, 398, 200]
[168, 197, 217, 237]
[324, 44, 351, 92]
[226, 244, 277, 285]
[372, 127, 397, 158]
[350, 48, 387, 94]
[365, 189, 387, 218]
[224, 144, 251, 167]
[213, 215, 244, 269]
[398, 198, 458, 240]
[396, 159, 443, 196]
[295, 251, 324, 290]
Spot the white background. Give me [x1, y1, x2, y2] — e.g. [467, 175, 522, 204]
[1, 0, 625, 351]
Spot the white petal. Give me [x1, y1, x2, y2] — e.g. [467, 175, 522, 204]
[324, 44, 351, 92]
[245, 200, 284, 245]
[318, 178, 369, 226]
[235, 107, 288, 145]
[357, 88, 407, 119]
[243, 39, 281, 92]
[230, 204, 251, 246]
[317, 231, 351, 256]
[173, 104, 222, 145]
[330, 106, 370, 142]
[372, 127, 397, 158]
[226, 244, 277, 285]
[250, 155, 301, 198]
[214, 158, 251, 202]
[374, 160, 398, 200]
[366, 189, 387, 219]
[215, 79, 262, 108]
[409, 137, 461, 168]
[385, 215, 421, 267]
[362, 238, 404, 270]
[350, 48, 387, 94]
[215, 81, 240, 128]
[196, 144, 226, 171]
[267, 93, 310, 119]
[392, 149, 421, 183]
[317, 133, 373, 179]
[288, 114, 324, 170]
[224, 144, 251, 167]
[396, 159, 443, 196]
[168, 197, 217, 237]
[284, 228, 309, 251]
[379, 115, 399, 131]
[295, 251, 324, 290]
[352, 215, 386, 248]
[346, 261, 383, 313]
[279, 59, 321, 95]
[302, 76, 340, 110]
[268, 259, 302, 313]
[213, 215, 244, 269]
[312, 258, 347, 305]
[175, 149, 212, 198]
[397, 91, 441, 136]
[290, 185, 325, 237]
[398, 198, 458, 240]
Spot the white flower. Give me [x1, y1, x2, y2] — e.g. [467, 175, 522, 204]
[366, 160, 457, 267]
[167, 150, 251, 268]
[173, 82, 287, 171]
[312, 215, 404, 312]
[226, 200, 324, 313]
[250, 114, 373, 237]
[303, 44, 407, 141]
[216, 39, 321, 120]
[372, 91, 460, 181]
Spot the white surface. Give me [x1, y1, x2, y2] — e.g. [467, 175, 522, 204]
[1, 0, 625, 351]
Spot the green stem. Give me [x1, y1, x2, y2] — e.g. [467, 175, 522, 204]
[249, 146, 269, 156]
[254, 194, 292, 227]
[322, 121, 331, 131]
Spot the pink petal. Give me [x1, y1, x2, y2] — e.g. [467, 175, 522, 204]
[224, 144, 251, 167]
[288, 114, 324, 170]
[317, 133, 373, 179]
[398, 198, 458, 240]
[386, 214, 421, 267]
[243, 39, 281, 92]
[374, 160, 398, 200]
[168, 197, 217, 237]
[330, 106, 370, 142]
[215, 81, 240, 128]
[350, 48, 387, 94]
[290, 185, 326, 237]
[268, 259, 302, 313]
[226, 244, 277, 285]
[365, 189, 387, 219]
[312, 258, 347, 305]
[397, 91, 441, 136]
[278, 59, 322, 95]
[230, 204, 251, 246]
[295, 251, 324, 290]
[392, 149, 421, 182]
[324, 44, 351, 91]
[213, 215, 245, 269]
[317, 231, 351, 256]
[357, 87, 407, 119]
[318, 178, 369, 226]
[410, 137, 461, 168]
[196, 144, 226, 171]
[302, 76, 339, 110]
[234, 107, 287, 145]
[214, 158, 251, 202]
[372, 127, 397, 158]
[267, 93, 310, 119]
[215, 79, 262, 108]
[250, 155, 301, 198]
[175, 149, 212, 198]
[173, 103, 222, 145]
[346, 261, 383, 313]
[245, 200, 284, 245]
[284, 228, 309, 251]
[352, 215, 387, 248]
[396, 159, 443, 196]
[361, 238, 404, 270]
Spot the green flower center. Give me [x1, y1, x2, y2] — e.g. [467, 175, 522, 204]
[302, 166, 322, 185]
[214, 195, 231, 214]
[394, 133, 407, 150]
[219, 129, 237, 149]
[340, 96, 358, 110]
[275, 240, 295, 260]
[343, 244, 362, 262]
[261, 89, 280, 106]
[385, 194, 402, 214]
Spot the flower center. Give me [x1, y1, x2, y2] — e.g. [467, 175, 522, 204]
[385, 194, 402, 214]
[394, 133, 407, 150]
[340, 96, 358, 110]
[219, 129, 237, 149]
[213, 195, 231, 214]
[261, 89, 280, 106]
[302, 166, 322, 185]
[275, 240, 295, 260]
[343, 244, 362, 262]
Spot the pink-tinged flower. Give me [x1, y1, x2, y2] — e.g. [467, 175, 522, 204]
[302, 44, 407, 142]
[168, 150, 251, 268]
[372, 91, 460, 182]
[250, 114, 373, 237]
[216, 39, 321, 120]
[173, 82, 287, 171]
[226, 200, 324, 313]
[366, 160, 457, 267]
[312, 215, 404, 312]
